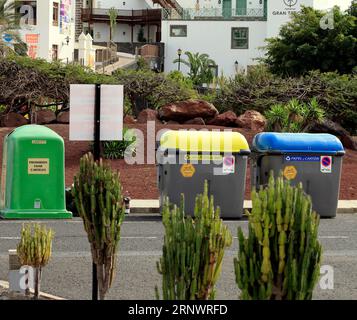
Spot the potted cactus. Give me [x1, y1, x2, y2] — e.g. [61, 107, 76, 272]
[156, 181, 232, 300]
[234, 172, 322, 300]
[17, 223, 54, 299]
[72, 153, 125, 300]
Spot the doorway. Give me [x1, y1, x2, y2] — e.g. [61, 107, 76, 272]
[222, 0, 232, 18]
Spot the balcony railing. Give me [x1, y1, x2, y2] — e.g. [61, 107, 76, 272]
[162, 7, 266, 20]
[82, 8, 162, 23]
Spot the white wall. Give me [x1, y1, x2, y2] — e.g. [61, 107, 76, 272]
[50, 0, 76, 62]
[93, 23, 157, 42]
[93, 0, 153, 9]
[162, 20, 267, 77]
[313, 0, 353, 10]
[266, 0, 314, 38]
[178, 0, 219, 9]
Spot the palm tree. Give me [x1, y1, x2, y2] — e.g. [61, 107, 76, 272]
[108, 7, 118, 42]
[301, 97, 325, 131]
[173, 51, 216, 86]
[0, 0, 26, 56]
[265, 103, 288, 132]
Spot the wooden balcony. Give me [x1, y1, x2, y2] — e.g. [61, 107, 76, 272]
[82, 8, 162, 25]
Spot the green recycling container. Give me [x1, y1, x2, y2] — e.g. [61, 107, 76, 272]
[0, 125, 72, 219]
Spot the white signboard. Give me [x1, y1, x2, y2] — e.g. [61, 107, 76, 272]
[69, 84, 123, 141]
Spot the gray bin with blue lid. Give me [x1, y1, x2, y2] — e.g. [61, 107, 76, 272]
[251, 133, 345, 218]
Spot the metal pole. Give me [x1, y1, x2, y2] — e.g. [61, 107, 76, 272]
[94, 84, 101, 159]
[92, 83, 101, 300]
[178, 55, 181, 71]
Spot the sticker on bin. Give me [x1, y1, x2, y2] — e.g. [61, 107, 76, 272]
[283, 166, 297, 180]
[320, 156, 332, 173]
[180, 164, 196, 178]
[223, 156, 235, 174]
[184, 154, 222, 162]
[28, 158, 49, 175]
[285, 155, 320, 162]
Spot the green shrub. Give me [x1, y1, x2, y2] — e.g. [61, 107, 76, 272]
[166, 70, 195, 90]
[102, 127, 136, 160]
[199, 91, 217, 104]
[72, 153, 125, 300]
[234, 172, 322, 300]
[265, 98, 325, 132]
[212, 67, 357, 133]
[136, 57, 150, 71]
[156, 181, 232, 300]
[124, 96, 133, 116]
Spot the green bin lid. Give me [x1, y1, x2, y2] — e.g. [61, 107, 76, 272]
[7, 125, 63, 141]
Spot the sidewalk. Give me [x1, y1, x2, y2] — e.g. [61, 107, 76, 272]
[130, 199, 357, 214]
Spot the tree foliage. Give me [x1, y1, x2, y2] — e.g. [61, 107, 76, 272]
[113, 69, 197, 114]
[0, 55, 115, 113]
[264, 6, 357, 76]
[0, 55, 197, 116]
[349, 0, 357, 17]
[108, 7, 118, 41]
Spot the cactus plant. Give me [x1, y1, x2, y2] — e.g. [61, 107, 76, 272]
[72, 152, 125, 300]
[234, 172, 322, 300]
[156, 180, 232, 300]
[17, 223, 54, 299]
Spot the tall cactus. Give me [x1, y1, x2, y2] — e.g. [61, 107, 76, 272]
[72, 153, 125, 300]
[156, 181, 232, 300]
[234, 172, 322, 300]
[17, 223, 54, 299]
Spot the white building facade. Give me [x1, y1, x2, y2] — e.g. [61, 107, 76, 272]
[12, 0, 349, 70]
[14, 0, 76, 62]
[162, 0, 351, 77]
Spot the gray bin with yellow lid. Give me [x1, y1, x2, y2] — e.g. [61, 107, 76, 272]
[157, 130, 250, 218]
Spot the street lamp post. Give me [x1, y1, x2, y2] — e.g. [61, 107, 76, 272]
[177, 48, 182, 71]
[234, 60, 239, 73]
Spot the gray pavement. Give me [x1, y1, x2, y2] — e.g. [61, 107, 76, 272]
[0, 214, 356, 300]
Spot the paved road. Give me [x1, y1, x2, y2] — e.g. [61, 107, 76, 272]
[0, 214, 356, 300]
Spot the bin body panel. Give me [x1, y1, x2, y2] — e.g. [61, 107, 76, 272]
[251, 132, 345, 218]
[159, 154, 248, 218]
[0, 125, 72, 219]
[254, 155, 342, 217]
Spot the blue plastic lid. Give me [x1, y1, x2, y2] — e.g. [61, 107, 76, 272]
[252, 133, 345, 155]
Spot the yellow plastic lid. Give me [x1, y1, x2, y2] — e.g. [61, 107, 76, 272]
[160, 130, 250, 153]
